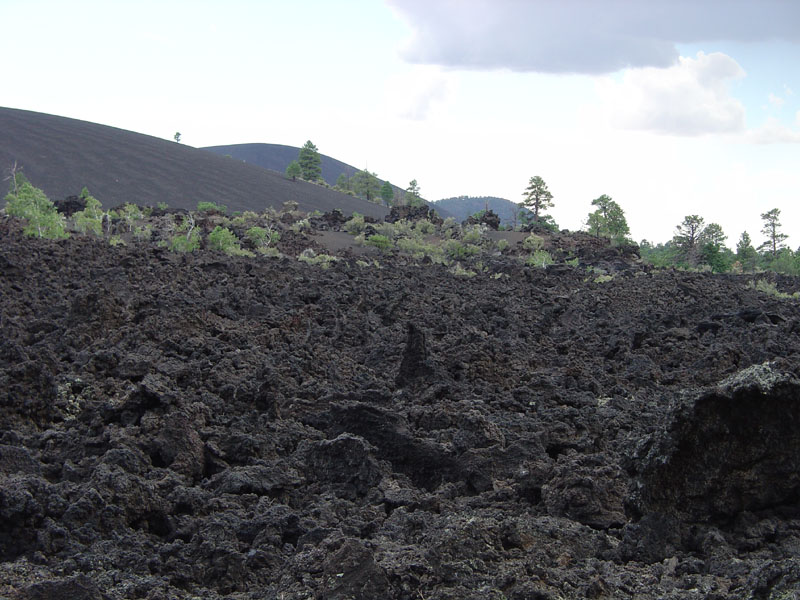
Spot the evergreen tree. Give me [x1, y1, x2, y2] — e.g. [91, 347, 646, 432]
[585, 194, 630, 242]
[673, 215, 705, 265]
[335, 173, 351, 191]
[759, 208, 788, 258]
[522, 176, 553, 222]
[699, 223, 730, 272]
[285, 160, 302, 181]
[736, 231, 758, 272]
[404, 179, 423, 206]
[380, 180, 394, 205]
[351, 169, 381, 202]
[297, 140, 322, 181]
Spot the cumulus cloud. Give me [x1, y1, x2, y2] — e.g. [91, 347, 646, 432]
[382, 66, 451, 120]
[768, 93, 785, 108]
[746, 117, 800, 144]
[387, 0, 800, 74]
[596, 52, 746, 136]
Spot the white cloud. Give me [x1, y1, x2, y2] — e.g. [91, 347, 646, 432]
[768, 92, 785, 108]
[382, 66, 452, 120]
[388, 0, 800, 75]
[746, 117, 800, 144]
[596, 52, 746, 136]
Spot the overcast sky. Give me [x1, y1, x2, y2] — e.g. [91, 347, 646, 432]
[3, 0, 800, 246]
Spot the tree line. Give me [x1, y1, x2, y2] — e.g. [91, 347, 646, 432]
[640, 208, 795, 274]
[284, 141, 424, 208]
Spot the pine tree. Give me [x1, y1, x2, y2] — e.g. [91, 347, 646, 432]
[759, 208, 788, 258]
[380, 181, 394, 205]
[522, 176, 553, 222]
[297, 141, 321, 181]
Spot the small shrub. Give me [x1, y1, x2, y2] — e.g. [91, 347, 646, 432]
[157, 202, 168, 210]
[366, 234, 392, 251]
[523, 233, 544, 251]
[290, 218, 311, 233]
[109, 235, 125, 246]
[462, 224, 486, 244]
[444, 239, 480, 261]
[496, 239, 509, 252]
[246, 226, 280, 248]
[345, 213, 366, 235]
[133, 224, 152, 241]
[169, 229, 201, 252]
[208, 226, 242, 254]
[298, 248, 338, 269]
[449, 263, 476, 278]
[747, 279, 799, 299]
[526, 249, 553, 268]
[565, 257, 580, 267]
[414, 219, 435, 235]
[257, 246, 281, 258]
[197, 201, 227, 214]
[593, 274, 614, 283]
[5, 179, 69, 239]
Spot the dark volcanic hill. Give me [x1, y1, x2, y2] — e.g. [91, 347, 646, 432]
[3, 210, 800, 598]
[434, 196, 524, 225]
[0, 107, 388, 218]
[203, 142, 363, 187]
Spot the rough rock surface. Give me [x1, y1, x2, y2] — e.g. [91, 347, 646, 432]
[2, 217, 800, 599]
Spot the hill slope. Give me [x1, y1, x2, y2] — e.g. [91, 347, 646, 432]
[0, 107, 388, 218]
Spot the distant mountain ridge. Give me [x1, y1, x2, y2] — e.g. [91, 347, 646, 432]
[203, 143, 362, 187]
[433, 196, 522, 225]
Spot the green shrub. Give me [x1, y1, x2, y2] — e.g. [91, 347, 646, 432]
[169, 229, 201, 252]
[747, 279, 799, 299]
[208, 226, 242, 253]
[74, 196, 104, 236]
[449, 263, 476, 278]
[246, 226, 280, 248]
[298, 248, 338, 268]
[133, 224, 152, 241]
[444, 239, 480, 261]
[496, 239, 509, 252]
[414, 219, 436, 235]
[109, 235, 125, 246]
[197, 201, 227, 214]
[366, 234, 392, 251]
[523, 233, 544, 251]
[526, 250, 553, 268]
[462, 224, 485, 244]
[5, 178, 68, 239]
[345, 213, 366, 235]
[157, 201, 168, 210]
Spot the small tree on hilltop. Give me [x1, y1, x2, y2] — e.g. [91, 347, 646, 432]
[736, 231, 758, 272]
[759, 208, 788, 258]
[285, 160, 302, 181]
[585, 194, 630, 242]
[522, 176, 553, 223]
[297, 140, 322, 181]
[404, 179, 424, 207]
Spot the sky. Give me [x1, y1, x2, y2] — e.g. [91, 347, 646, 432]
[3, 0, 800, 247]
